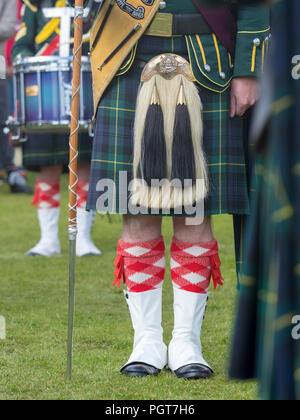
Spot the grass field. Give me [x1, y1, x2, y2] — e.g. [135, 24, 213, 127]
[0, 172, 257, 400]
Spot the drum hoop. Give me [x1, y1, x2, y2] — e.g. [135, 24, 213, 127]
[13, 120, 91, 128]
[14, 56, 91, 73]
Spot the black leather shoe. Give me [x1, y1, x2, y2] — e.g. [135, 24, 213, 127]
[174, 364, 213, 380]
[10, 183, 33, 194]
[121, 363, 160, 378]
[8, 171, 33, 194]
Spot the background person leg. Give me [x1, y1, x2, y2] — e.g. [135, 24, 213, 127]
[27, 165, 62, 257]
[76, 162, 101, 257]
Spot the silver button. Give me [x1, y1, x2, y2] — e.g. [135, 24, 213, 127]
[219, 72, 226, 80]
[204, 64, 211, 73]
[159, 1, 166, 9]
[253, 38, 261, 47]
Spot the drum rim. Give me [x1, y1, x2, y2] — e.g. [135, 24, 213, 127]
[11, 119, 92, 128]
[15, 56, 90, 64]
[14, 56, 90, 68]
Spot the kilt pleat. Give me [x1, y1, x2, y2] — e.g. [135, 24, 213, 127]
[22, 132, 92, 172]
[87, 36, 250, 216]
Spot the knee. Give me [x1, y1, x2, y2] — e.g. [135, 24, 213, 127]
[173, 216, 213, 243]
[122, 215, 162, 243]
[39, 165, 62, 183]
[78, 162, 90, 182]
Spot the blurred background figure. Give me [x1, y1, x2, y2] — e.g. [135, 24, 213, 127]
[0, 0, 32, 194]
[10, 0, 101, 257]
[229, 0, 300, 401]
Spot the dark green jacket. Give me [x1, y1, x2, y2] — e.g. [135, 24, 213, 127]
[117, 0, 270, 93]
[12, 0, 95, 61]
[160, 0, 270, 93]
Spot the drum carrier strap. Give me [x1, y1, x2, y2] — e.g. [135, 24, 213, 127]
[90, 0, 161, 118]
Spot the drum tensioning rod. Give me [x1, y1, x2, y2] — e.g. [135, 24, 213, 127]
[67, 0, 84, 382]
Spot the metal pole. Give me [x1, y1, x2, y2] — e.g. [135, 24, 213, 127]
[67, 0, 84, 382]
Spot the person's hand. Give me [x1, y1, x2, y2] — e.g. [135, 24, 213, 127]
[230, 77, 260, 118]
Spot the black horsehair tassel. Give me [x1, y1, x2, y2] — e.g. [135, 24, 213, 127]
[171, 80, 196, 183]
[138, 81, 166, 185]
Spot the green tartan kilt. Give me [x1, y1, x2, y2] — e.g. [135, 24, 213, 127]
[87, 36, 250, 216]
[22, 132, 92, 172]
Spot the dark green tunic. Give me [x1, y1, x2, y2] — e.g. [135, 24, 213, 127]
[11, 0, 94, 171]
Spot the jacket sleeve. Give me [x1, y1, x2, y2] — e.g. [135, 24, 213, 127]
[11, 4, 38, 60]
[0, 0, 17, 41]
[233, 4, 270, 78]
